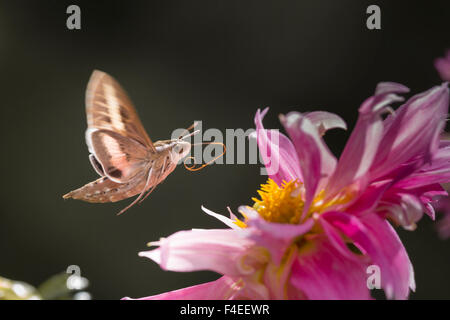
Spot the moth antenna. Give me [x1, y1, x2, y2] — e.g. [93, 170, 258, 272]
[183, 142, 226, 172]
[186, 121, 199, 132]
[181, 129, 200, 140]
[178, 121, 199, 139]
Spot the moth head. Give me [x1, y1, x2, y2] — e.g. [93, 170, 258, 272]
[171, 140, 191, 163]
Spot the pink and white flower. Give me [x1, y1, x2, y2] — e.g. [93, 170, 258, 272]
[125, 82, 449, 300]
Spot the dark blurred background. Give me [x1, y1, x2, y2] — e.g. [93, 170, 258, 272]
[0, 0, 449, 299]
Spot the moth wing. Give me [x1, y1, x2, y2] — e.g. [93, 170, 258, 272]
[85, 70, 156, 152]
[89, 154, 105, 176]
[87, 129, 149, 183]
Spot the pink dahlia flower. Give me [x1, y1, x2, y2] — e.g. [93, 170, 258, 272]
[125, 82, 449, 300]
[435, 50, 450, 81]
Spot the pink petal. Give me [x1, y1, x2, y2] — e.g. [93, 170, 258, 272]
[412, 184, 447, 220]
[374, 82, 410, 96]
[280, 112, 337, 213]
[326, 83, 409, 197]
[290, 235, 371, 300]
[346, 181, 392, 216]
[394, 143, 450, 189]
[320, 217, 369, 262]
[254, 108, 303, 185]
[245, 209, 315, 240]
[303, 111, 347, 136]
[241, 206, 314, 264]
[383, 184, 447, 222]
[370, 84, 449, 180]
[379, 193, 424, 230]
[201, 205, 241, 229]
[322, 211, 415, 299]
[122, 276, 241, 300]
[263, 248, 299, 299]
[139, 229, 255, 276]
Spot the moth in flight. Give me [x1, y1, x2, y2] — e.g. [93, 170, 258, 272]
[63, 70, 198, 215]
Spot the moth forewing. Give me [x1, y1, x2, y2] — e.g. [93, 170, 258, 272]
[85, 70, 156, 152]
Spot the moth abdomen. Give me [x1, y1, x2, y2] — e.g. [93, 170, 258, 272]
[63, 176, 128, 203]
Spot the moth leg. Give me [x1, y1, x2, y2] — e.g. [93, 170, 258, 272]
[138, 177, 159, 204]
[116, 167, 154, 216]
[89, 154, 105, 176]
[138, 181, 158, 205]
[138, 157, 167, 204]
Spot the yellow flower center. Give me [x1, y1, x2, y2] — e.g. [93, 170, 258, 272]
[251, 178, 352, 224]
[253, 179, 304, 224]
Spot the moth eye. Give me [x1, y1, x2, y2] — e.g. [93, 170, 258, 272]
[174, 145, 184, 154]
